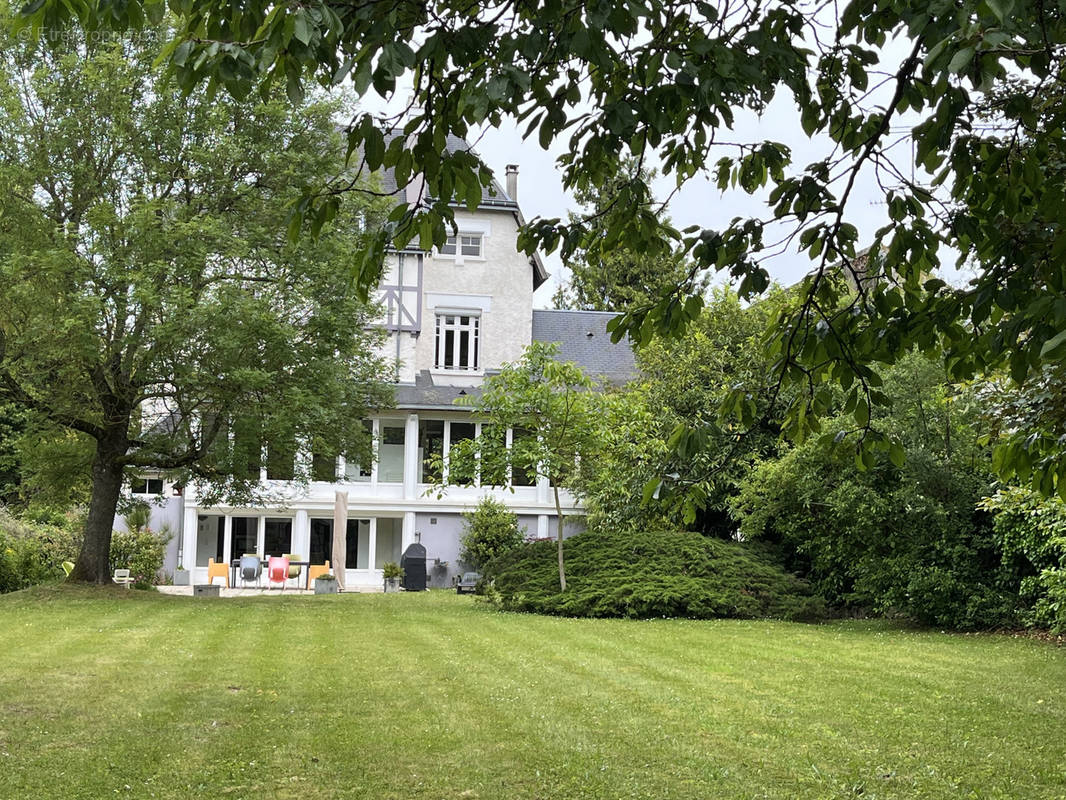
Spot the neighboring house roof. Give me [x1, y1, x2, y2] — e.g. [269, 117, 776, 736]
[376, 130, 548, 290]
[532, 310, 637, 385]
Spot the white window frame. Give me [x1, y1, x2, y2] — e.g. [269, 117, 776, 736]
[131, 477, 165, 495]
[439, 233, 483, 258]
[434, 312, 480, 372]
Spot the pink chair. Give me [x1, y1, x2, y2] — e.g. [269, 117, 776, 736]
[267, 556, 290, 590]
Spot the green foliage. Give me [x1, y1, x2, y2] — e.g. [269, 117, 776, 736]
[552, 157, 702, 313]
[984, 365, 1066, 501]
[382, 562, 404, 580]
[482, 528, 825, 621]
[17, 0, 1066, 490]
[0, 14, 394, 580]
[0, 402, 27, 505]
[577, 288, 793, 533]
[982, 487, 1066, 632]
[109, 524, 171, 585]
[0, 508, 80, 593]
[459, 496, 526, 570]
[441, 342, 604, 590]
[732, 353, 1017, 629]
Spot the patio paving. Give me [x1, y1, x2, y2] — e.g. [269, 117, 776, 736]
[156, 585, 380, 597]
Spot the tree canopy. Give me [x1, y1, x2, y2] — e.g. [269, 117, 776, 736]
[0, 13, 394, 581]
[433, 342, 602, 591]
[552, 157, 699, 312]
[14, 0, 1066, 492]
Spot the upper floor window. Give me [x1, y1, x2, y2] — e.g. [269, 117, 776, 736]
[439, 234, 482, 258]
[435, 313, 480, 371]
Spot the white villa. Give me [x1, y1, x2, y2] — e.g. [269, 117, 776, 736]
[130, 138, 636, 590]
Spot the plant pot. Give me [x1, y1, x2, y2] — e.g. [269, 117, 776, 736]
[173, 570, 191, 586]
[315, 578, 339, 595]
[383, 578, 402, 593]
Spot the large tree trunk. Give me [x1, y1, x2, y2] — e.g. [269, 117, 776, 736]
[68, 437, 126, 584]
[553, 484, 567, 592]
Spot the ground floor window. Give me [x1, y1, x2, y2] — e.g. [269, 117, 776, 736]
[375, 518, 402, 568]
[195, 515, 224, 567]
[229, 517, 258, 561]
[309, 518, 370, 569]
[263, 518, 292, 557]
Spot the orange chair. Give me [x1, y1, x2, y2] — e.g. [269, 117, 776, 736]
[207, 558, 229, 588]
[306, 560, 331, 589]
[267, 556, 290, 590]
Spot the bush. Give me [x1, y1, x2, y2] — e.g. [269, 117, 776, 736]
[459, 496, 526, 570]
[732, 431, 1016, 630]
[482, 528, 826, 621]
[982, 487, 1066, 632]
[110, 524, 171, 585]
[0, 507, 80, 593]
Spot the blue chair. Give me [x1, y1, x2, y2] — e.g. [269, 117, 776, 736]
[239, 555, 262, 588]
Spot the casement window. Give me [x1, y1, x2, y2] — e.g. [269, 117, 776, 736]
[439, 234, 482, 257]
[131, 477, 164, 495]
[434, 313, 480, 371]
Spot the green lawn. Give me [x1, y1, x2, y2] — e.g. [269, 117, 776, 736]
[0, 587, 1064, 799]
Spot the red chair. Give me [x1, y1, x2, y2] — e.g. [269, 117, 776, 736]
[267, 556, 290, 590]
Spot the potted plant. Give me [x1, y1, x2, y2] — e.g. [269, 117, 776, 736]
[173, 565, 190, 586]
[314, 573, 339, 595]
[382, 562, 404, 593]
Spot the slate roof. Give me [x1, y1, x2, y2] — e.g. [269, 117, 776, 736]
[532, 310, 637, 385]
[393, 370, 490, 410]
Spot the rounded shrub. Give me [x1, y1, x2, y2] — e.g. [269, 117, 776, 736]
[460, 496, 526, 570]
[483, 529, 826, 621]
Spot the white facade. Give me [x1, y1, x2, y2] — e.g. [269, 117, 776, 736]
[167, 175, 577, 590]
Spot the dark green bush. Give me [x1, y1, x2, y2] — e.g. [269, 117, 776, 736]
[482, 529, 826, 621]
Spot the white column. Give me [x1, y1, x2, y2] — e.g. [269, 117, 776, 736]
[258, 514, 267, 557]
[181, 507, 198, 570]
[368, 517, 378, 571]
[536, 474, 550, 505]
[402, 511, 417, 550]
[222, 515, 233, 564]
[442, 420, 451, 483]
[294, 510, 310, 559]
[537, 514, 548, 540]
[403, 413, 419, 499]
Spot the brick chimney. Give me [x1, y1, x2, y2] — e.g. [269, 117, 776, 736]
[505, 164, 519, 201]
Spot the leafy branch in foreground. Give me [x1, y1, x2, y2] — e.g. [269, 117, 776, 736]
[17, 0, 1066, 493]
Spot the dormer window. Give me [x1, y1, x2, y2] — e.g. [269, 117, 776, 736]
[440, 234, 482, 258]
[435, 313, 480, 371]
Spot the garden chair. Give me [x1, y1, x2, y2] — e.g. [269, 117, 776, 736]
[239, 555, 262, 588]
[267, 556, 290, 590]
[207, 558, 230, 588]
[284, 554, 303, 589]
[306, 560, 331, 590]
[112, 568, 134, 589]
